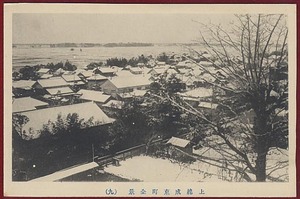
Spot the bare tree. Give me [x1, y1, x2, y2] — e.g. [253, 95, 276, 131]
[150, 14, 288, 182]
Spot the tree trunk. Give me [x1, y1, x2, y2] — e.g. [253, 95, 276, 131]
[255, 150, 267, 181]
[253, 98, 270, 182]
[253, 110, 269, 182]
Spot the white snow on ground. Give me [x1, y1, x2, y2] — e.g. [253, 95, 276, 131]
[105, 155, 223, 182]
[105, 149, 289, 182]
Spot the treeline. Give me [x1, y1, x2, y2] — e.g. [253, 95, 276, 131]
[13, 60, 77, 80]
[106, 55, 150, 68]
[103, 42, 153, 47]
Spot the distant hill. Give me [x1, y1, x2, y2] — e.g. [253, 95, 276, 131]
[103, 42, 154, 47]
[12, 42, 202, 49]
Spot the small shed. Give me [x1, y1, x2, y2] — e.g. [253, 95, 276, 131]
[166, 136, 193, 154]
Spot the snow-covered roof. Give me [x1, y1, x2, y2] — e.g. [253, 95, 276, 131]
[117, 93, 132, 99]
[37, 68, 50, 73]
[181, 87, 213, 98]
[40, 74, 53, 79]
[46, 86, 74, 96]
[200, 61, 213, 67]
[78, 70, 94, 78]
[199, 73, 216, 82]
[177, 62, 188, 67]
[130, 67, 143, 73]
[157, 61, 166, 65]
[77, 89, 111, 103]
[198, 101, 218, 109]
[31, 162, 99, 182]
[54, 68, 66, 75]
[21, 102, 114, 137]
[13, 97, 48, 113]
[86, 74, 108, 81]
[166, 68, 178, 75]
[37, 77, 69, 88]
[108, 76, 151, 89]
[67, 81, 86, 86]
[13, 80, 36, 89]
[102, 100, 124, 109]
[130, 90, 147, 97]
[167, 136, 190, 148]
[96, 67, 115, 74]
[62, 74, 82, 82]
[115, 70, 133, 77]
[149, 68, 167, 75]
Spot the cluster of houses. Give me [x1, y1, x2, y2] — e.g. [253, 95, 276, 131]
[12, 53, 229, 140]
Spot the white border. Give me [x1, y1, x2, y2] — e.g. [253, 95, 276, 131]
[4, 4, 297, 197]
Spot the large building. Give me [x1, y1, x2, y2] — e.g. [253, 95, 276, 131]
[12, 97, 49, 113]
[17, 102, 114, 140]
[77, 89, 112, 105]
[100, 76, 151, 98]
[33, 77, 75, 97]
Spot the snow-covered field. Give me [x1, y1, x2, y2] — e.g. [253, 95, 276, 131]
[104, 155, 224, 182]
[104, 151, 289, 182]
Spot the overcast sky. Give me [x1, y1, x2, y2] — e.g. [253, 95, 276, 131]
[13, 14, 236, 44]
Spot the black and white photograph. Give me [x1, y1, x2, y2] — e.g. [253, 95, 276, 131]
[4, 4, 296, 197]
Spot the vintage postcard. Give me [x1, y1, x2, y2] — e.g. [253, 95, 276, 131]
[4, 4, 296, 197]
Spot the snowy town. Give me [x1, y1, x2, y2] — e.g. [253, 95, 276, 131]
[11, 14, 289, 183]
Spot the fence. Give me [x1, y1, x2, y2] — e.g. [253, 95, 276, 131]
[95, 144, 146, 167]
[94, 138, 166, 167]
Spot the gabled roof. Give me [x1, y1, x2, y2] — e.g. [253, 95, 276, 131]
[86, 74, 107, 81]
[167, 136, 190, 148]
[77, 89, 111, 103]
[13, 80, 36, 89]
[115, 70, 133, 77]
[78, 70, 94, 78]
[149, 68, 167, 75]
[117, 92, 133, 99]
[37, 68, 50, 73]
[37, 77, 69, 88]
[95, 67, 115, 74]
[13, 97, 49, 113]
[105, 76, 151, 89]
[21, 102, 114, 138]
[46, 86, 74, 96]
[53, 68, 66, 75]
[130, 90, 147, 97]
[102, 100, 124, 109]
[40, 74, 53, 79]
[62, 74, 82, 82]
